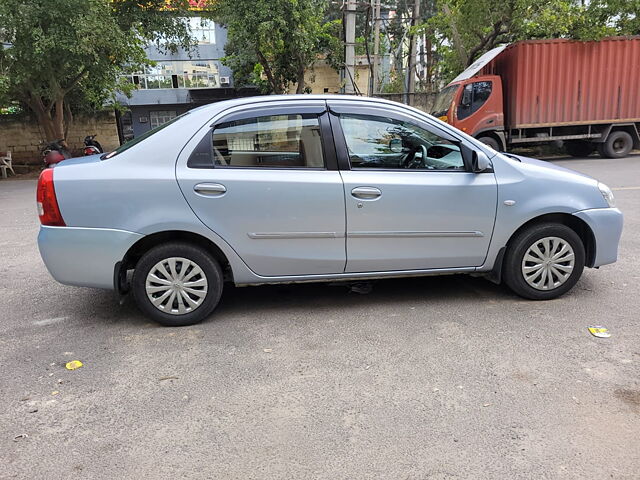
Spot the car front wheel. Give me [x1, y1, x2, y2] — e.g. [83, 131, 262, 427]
[132, 242, 223, 326]
[503, 223, 585, 300]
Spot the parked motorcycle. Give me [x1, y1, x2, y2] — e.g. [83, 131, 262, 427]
[83, 134, 103, 156]
[42, 140, 70, 168]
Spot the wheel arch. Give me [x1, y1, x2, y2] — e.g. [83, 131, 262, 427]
[116, 230, 233, 293]
[505, 213, 596, 268]
[609, 124, 640, 149]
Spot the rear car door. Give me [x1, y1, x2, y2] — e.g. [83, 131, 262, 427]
[328, 100, 498, 272]
[177, 101, 346, 277]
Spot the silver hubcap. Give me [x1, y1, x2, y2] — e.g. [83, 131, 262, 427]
[145, 257, 208, 315]
[521, 236, 575, 291]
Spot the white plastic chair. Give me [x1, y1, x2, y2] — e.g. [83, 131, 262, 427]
[0, 151, 14, 178]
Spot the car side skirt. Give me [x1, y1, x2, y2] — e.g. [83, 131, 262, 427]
[234, 266, 477, 286]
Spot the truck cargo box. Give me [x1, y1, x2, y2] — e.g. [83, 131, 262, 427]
[480, 37, 640, 129]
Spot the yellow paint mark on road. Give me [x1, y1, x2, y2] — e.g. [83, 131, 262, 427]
[613, 186, 640, 191]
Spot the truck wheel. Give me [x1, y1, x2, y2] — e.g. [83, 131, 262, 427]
[132, 242, 223, 326]
[503, 223, 585, 300]
[477, 136, 501, 151]
[565, 141, 595, 157]
[598, 131, 633, 159]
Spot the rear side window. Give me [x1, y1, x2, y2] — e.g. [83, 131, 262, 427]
[210, 114, 325, 168]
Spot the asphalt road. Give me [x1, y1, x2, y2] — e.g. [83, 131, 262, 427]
[1, 155, 639, 479]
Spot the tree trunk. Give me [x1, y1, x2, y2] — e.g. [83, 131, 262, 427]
[256, 50, 283, 94]
[50, 99, 68, 148]
[295, 63, 305, 94]
[442, 4, 469, 67]
[28, 93, 69, 151]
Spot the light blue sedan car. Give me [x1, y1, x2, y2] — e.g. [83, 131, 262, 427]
[37, 96, 623, 326]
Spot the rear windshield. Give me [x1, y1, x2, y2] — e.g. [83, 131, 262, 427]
[102, 113, 188, 159]
[431, 85, 459, 117]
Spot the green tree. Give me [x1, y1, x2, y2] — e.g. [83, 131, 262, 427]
[425, 0, 640, 83]
[0, 0, 194, 146]
[211, 0, 340, 94]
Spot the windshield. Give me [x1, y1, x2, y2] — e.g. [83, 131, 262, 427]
[431, 85, 459, 117]
[103, 113, 188, 159]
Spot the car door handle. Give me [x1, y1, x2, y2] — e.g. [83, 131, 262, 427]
[351, 186, 382, 200]
[194, 183, 227, 196]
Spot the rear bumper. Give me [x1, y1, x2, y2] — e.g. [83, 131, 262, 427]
[573, 207, 623, 267]
[38, 226, 143, 289]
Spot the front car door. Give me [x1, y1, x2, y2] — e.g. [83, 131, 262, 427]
[328, 100, 498, 273]
[177, 101, 346, 277]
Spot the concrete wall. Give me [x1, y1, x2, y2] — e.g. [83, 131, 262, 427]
[0, 113, 120, 165]
[291, 59, 370, 95]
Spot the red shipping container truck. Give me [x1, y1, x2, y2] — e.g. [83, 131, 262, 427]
[431, 37, 640, 157]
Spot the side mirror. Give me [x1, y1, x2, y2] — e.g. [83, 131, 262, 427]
[389, 138, 403, 153]
[460, 143, 492, 173]
[472, 150, 492, 173]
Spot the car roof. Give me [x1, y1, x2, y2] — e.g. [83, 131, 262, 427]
[192, 94, 409, 115]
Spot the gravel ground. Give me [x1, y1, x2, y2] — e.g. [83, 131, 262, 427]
[1, 154, 639, 479]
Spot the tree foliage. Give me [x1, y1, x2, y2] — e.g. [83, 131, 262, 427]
[0, 0, 194, 144]
[425, 0, 640, 83]
[211, 0, 340, 94]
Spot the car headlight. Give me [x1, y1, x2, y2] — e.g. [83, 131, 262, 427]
[598, 182, 616, 208]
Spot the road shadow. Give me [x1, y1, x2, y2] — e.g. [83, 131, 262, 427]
[215, 274, 513, 316]
[70, 274, 515, 328]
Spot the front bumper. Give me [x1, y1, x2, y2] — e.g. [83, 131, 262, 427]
[38, 226, 143, 289]
[573, 207, 623, 267]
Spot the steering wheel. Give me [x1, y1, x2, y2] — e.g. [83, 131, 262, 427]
[403, 144, 428, 169]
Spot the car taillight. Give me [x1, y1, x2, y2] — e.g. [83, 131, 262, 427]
[36, 168, 65, 226]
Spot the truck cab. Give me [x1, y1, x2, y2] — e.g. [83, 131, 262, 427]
[431, 74, 505, 150]
[431, 40, 640, 158]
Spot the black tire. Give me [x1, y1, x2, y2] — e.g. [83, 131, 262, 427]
[598, 131, 633, 159]
[564, 140, 595, 157]
[132, 242, 223, 326]
[503, 223, 585, 300]
[477, 136, 501, 151]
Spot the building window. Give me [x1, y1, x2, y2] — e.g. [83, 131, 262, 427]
[189, 17, 216, 44]
[150, 110, 177, 129]
[122, 60, 221, 90]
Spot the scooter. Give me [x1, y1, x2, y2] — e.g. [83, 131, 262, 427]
[83, 134, 103, 156]
[42, 140, 70, 168]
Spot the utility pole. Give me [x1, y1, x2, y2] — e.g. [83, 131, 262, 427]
[344, 0, 357, 94]
[406, 0, 420, 105]
[371, 0, 381, 95]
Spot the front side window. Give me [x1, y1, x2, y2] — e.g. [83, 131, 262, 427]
[211, 114, 324, 168]
[457, 81, 492, 120]
[339, 114, 465, 170]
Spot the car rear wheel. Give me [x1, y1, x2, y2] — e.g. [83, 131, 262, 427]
[598, 131, 633, 159]
[132, 242, 223, 326]
[503, 223, 585, 300]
